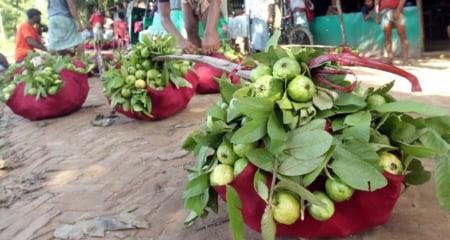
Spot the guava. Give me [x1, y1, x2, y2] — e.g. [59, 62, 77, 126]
[135, 70, 146, 80]
[378, 151, 403, 175]
[210, 164, 234, 186]
[146, 69, 160, 80]
[286, 75, 316, 102]
[367, 94, 386, 110]
[28, 87, 38, 96]
[251, 75, 284, 102]
[127, 66, 137, 75]
[134, 79, 146, 89]
[272, 57, 301, 80]
[47, 86, 59, 95]
[307, 191, 335, 221]
[250, 63, 272, 82]
[216, 142, 239, 165]
[233, 142, 257, 157]
[126, 75, 137, 85]
[325, 177, 355, 202]
[233, 158, 249, 177]
[272, 191, 301, 225]
[121, 88, 132, 98]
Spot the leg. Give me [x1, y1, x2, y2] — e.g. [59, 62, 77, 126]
[76, 43, 85, 59]
[182, 3, 201, 48]
[383, 22, 394, 63]
[395, 23, 409, 63]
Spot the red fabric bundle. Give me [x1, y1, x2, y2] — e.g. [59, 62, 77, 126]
[193, 52, 241, 94]
[84, 42, 94, 49]
[6, 61, 89, 121]
[214, 163, 404, 238]
[112, 70, 198, 121]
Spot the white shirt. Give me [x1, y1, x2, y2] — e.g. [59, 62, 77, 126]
[290, 0, 306, 10]
[246, 0, 275, 21]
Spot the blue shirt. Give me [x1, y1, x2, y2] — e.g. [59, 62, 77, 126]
[361, 5, 374, 15]
[48, 0, 71, 18]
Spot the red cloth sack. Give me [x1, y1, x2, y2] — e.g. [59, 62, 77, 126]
[6, 61, 89, 121]
[193, 52, 241, 94]
[112, 70, 198, 121]
[214, 163, 404, 238]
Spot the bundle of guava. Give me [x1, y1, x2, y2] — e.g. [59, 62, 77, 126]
[0, 52, 92, 120]
[102, 33, 198, 120]
[193, 43, 244, 94]
[182, 41, 450, 238]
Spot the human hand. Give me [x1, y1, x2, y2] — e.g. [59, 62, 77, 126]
[222, 23, 228, 36]
[375, 14, 380, 24]
[76, 21, 83, 32]
[179, 39, 198, 54]
[201, 31, 221, 55]
[393, 10, 401, 20]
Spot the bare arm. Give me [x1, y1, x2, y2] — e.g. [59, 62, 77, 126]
[374, 0, 380, 23]
[66, 0, 82, 31]
[159, 2, 197, 53]
[267, 4, 274, 24]
[26, 37, 47, 51]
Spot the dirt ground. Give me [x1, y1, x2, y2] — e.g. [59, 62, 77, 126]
[1, 57, 450, 240]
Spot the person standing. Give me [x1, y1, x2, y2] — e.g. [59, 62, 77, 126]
[158, 0, 222, 55]
[15, 9, 47, 63]
[246, 0, 274, 52]
[375, 0, 409, 64]
[47, 0, 85, 58]
[89, 8, 105, 32]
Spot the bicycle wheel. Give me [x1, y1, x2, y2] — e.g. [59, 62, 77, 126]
[288, 26, 314, 45]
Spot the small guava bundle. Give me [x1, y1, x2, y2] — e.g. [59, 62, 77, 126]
[182, 43, 450, 239]
[0, 52, 92, 120]
[102, 33, 197, 120]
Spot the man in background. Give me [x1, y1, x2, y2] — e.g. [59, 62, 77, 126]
[247, 0, 274, 52]
[15, 8, 47, 63]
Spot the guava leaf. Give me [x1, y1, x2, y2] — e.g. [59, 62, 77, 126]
[207, 120, 233, 134]
[218, 76, 241, 104]
[273, 179, 324, 207]
[183, 173, 210, 198]
[333, 140, 380, 164]
[231, 119, 267, 144]
[398, 142, 436, 158]
[169, 73, 193, 88]
[254, 169, 269, 202]
[192, 132, 223, 148]
[435, 152, 450, 211]
[335, 91, 366, 108]
[261, 205, 276, 240]
[331, 158, 387, 191]
[285, 129, 333, 160]
[247, 148, 275, 172]
[226, 99, 242, 122]
[276, 94, 293, 110]
[374, 101, 449, 116]
[424, 116, 450, 136]
[342, 111, 371, 142]
[184, 191, 209, 216]
[182, 130, 201, 151]
[206, 103, 227, 121]
[267, 112, 287, 154]
[234, 97, 274, 120]
[313, 90, 334, 110]
[404, 170, 431, 185]
[226, 186, 245, 240]
[278, 156, 324, 176]
[419, 128, 450, 156]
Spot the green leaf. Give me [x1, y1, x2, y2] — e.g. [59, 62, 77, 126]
[398, 142, 436, 158]
[169, 73, 193, 88]
[184, 190, 209, 216]
[206, 103, 227, 121]
[435, 152, 450, 210]
[226, 186, 245, 240]
[247, 148, 275, 172]
[254, 169, 269, 202]
[331, 158, 387, 191]
[285, 129, 333, 159]
[218, 76, 241, 104]
[278, 156, 324, 176]
[313, 89, 334, 110]
[231, 119, 267, 144]
[404, 170, 431, 185]
[234, 97, 275, 120]
[419, 128, 450, 156]
[333, 141, 380, 164]
[261, 206, 276, 240]
[183, 173, 210, 198]
[267, 112, 287, 154]
[342, 111, 371, 142]
[374, 101, 449, 116]
[273, 179, 324, 206]
[192, 132, 223, 148]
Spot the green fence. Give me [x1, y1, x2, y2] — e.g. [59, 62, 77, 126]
[310, 6, 421, 57]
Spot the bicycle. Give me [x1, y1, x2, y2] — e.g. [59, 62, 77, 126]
[277, 10, 314, 45]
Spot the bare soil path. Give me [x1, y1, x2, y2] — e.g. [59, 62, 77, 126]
[1, 58, 450, 240]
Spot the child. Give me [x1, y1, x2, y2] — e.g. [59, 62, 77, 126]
[361, 0, 375, 21]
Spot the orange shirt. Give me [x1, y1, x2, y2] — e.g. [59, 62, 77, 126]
[15, 22, 40, 62]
